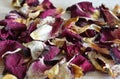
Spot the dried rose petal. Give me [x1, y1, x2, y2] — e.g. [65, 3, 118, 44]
[110, 47, 120, 64]
[2, 74, 17, 79]
[63, 42, 83, 60]
[71, 54, 94, 73]
[41, 0, 56, 9]
[25, 57, 50, 79]
[44, 59, 73, 79]
[51, 18, 63, 36]
[0, 40, 24, 57]
[70, 64, 83, 78]
[42, 46, 60, 61]
[12, 0, 25, 8]
[67, 2, 99, 19]
[100, 5, 120, 27]
[61, 29, 82, 43]
[3, 49, 28, 79]
[23, 41, 46, 59]
[26, 0, 39, 6]
[30, 24, 52, 41]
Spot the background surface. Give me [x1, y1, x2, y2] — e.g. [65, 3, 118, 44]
[0, 0, 120, 79]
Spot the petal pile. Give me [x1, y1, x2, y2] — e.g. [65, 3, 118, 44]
[1, 0, 120, 79]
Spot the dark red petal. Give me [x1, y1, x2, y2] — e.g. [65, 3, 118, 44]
[100, 28, 115, 42]
[100, 5, 120, 27]
[6, 21, 27, 31]
[67, 2, 96, 18]
[63, 43, 83, 60]
[71, 54, 94, 73]
[0, 40, 24, 57]
[4, 53, 27, 79]
[80, 29, 98, 38]
[61, 29, 82, 43]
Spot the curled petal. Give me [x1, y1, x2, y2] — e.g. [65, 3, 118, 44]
[100, 5, 120, 27]
[71, 54, 94, 73]
[61, 29, 82, 43]
[25, 57, 50, 79]
[0, 40, 24, 57]
[67, 2, 99, 19]
[42, 46, 60, 61]
[23, 41, 46, 59]
[3, 49, 29, 79]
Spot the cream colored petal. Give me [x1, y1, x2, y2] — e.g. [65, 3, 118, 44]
[30, 24, 52, 41]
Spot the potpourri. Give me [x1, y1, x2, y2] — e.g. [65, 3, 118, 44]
[1, 0, 120, 79]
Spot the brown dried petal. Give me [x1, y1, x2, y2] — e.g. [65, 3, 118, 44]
[12, 0, 22, 8]
[70, 64, 83, 78]
[87, 51, 114, 75]
[113, 5, 120, 18]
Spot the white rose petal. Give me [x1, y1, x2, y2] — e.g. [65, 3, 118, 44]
[23, 41, 46, 59]
[30, 24, 52, 41]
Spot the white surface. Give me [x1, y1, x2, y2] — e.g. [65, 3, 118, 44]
[0, 0, 120, 79]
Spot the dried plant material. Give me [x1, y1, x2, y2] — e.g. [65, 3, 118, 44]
[70, 64, 83, 78]
[12, 0, 23, 8]
[2, 74, 17, 79]
[30, 24, 52, 41]
[87, 51, 114, 75]
[23, 41, 46, 59]
[113, 5, 120, 18]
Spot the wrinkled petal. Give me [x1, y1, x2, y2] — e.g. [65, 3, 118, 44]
[44, 59, 73, 79]
[100, 28, 115, 42]
[3, 49, 28, 79]
[42, 46, 60, 61]
[70, 64, 83, 78]
[87, 51, 114, 76]
[23, 41, 46, 59]
[63, 42, 83, 60]
[0, 40, 24, 57]
[80, 29, 98, 38]
[18, 31, 33, 43]
[6, 21, 27, 31]
[62, 17, 79, 29]
[100, 5, 120, 27]
[71, 54, 94, 73]
[67, 2, 99, 19]
[61, 29, 82, 43]
[75, 18, 106, 27]
[25, 57, 50, 79]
